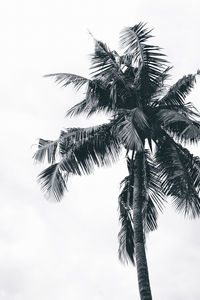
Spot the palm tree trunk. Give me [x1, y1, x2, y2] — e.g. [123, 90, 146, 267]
[133, 151, 152, 300]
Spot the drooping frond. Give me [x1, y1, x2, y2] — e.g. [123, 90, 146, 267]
[155, 135, 200, 218]
[118, 151, 165, 264]
[118, 210, 135, 265]
[38, 163, 67, 201]
[116, 108, 149, 151]
[156, 108, 200, 144]
[33, 139, 58, 164]
[44, 73, 89, 91]
[143, 151, 165, 232]
[118, 175, 135, 265]
[131, 108, 150, 131]
[117, 117, 143, 151]
[153, 73, 198, 107]
[37, 123, 121, 201]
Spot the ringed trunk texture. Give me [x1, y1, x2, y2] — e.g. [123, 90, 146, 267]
[133, 151, 152, 300]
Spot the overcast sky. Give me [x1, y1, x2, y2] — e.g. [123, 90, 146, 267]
[1, 0, 200, 299]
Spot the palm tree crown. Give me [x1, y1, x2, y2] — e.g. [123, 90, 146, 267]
[34, 22, 200, 299]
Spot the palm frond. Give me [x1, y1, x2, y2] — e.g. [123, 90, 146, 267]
[118, 175, 135, 265]
[156, 108, 200, 143]
[118, 151, 165, 264]
[131, 107, 150, 131]
[143, 198, 158, 232]
[45, 73, 115, 116]
[90, 38, 121, 80]
[155, 135, 200, 218]
[66, 99, 89, 117]
[120, 22, 152, 55]
[166, 120, 200, 144]
[153, 73, 198, 107]
[137, 45, 168, 101]
[157, 108, 194, 125]
[116, 108, 149, 151]
[37, 123, 121, 200]
[33, 139, 58, 164]
[89, 37, 137, 108]
[65, 80, 115, 117]
[120, 22, 168, 102]
[38, 163, 67, 201]
[44, 73, 89, 91]
[143, 151, 165, 232]
[84, 79, 113, 112]
[150, 66, 172, 102]
[117, 117, 143, 151]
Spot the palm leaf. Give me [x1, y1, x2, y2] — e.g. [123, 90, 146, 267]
[155, 135, 200, 218]
[89, 37, 136, 108]
[65, 80, 114, 117]
[118, 175, 135, 265]
[38, 163, 67, 201]
[120, 22, 168, 102]
[44, 73, 89, 91]
[116, 108, 149, 151]
[45, 73, 115, 116]
[156, 108, 200, 143]
[33, 139, 58, 164]
[118, 152, 165, 264]
[90, 38, 121, 80]
[131, 107, 150, 131]
[120, 22, 152, 55]
[143, 151, 165, 232]
[37, 123, 121, 200]
[153, 73, 198, 107]
[117, 117, 143, 151]
[66, 99, 89, 117]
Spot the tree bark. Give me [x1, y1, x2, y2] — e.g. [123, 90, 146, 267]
[133, 151, 152, 300]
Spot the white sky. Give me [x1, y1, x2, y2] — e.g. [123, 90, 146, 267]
[1, 0, 200, 299]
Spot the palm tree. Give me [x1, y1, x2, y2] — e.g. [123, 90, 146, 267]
[34, 23, 200, 300]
